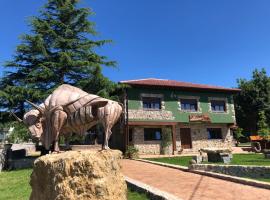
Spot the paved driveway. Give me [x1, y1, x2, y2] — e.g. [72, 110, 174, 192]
[121, 159, 270, 200]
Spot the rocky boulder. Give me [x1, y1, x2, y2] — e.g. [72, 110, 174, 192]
[30, 150, 127, 200]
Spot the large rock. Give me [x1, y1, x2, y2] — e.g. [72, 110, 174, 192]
[30, 150, 127, 200]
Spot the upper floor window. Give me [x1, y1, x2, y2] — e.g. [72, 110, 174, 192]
[142, 97, 161, 110]
[144, 128, 162, 141]
[207, 128, 222, 139]
[211, 100, 226, 112]
[180, 99, 198, 112]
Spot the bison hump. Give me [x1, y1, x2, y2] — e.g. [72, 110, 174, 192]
[63, 94, 108, 114]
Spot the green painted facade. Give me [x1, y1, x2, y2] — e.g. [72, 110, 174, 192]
[127, 87, 236, 124]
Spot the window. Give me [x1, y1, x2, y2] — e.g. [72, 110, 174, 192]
[207, 128, 222, 139]
[129, 128, 133, 142]
[211, 100, 226, 112]
[144, 128, 162, 141]
[142, 97, 161, 110]
[180, 99, 198, 111]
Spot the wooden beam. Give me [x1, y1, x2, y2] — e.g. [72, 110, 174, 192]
[172, 125, 176, 154]
[128, 121, 177, 126]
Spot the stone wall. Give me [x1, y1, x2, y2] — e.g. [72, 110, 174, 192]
[132, 127, 172, 155]
[190, 164, 270, 179]
[191, 124, 232, 151]
[175, 124, 233, 152]
[0, 149, 5, 171]
[130, 124, 233, 155]
[128, 109, 175, 120]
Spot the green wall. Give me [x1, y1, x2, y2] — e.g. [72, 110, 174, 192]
[127, 87, 236, 124]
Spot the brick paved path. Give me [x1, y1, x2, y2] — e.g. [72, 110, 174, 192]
[121, 159, 270, 200]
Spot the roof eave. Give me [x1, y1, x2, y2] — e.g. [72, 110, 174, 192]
[120, 82, 241, 93]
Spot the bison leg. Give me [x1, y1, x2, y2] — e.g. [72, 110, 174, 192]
[51, 110, 67, 152]
[102, 123, 110, 150]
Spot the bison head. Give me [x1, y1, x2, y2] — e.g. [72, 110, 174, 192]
[23, 109, 44, 140]
[11, 100, 45, 142]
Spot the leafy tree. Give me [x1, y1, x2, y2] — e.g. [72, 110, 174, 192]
[234, 68, 270, 136]
[234, 127, 244, 145]
[0, 0, 119, 119]
[257, 111, 270, 139]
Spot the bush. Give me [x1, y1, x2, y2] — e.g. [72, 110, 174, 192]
[125, 145, 139, 159]
[0, 122, 31, 143]
[160, 127, 172, 154]
[234, 128, 243, 140]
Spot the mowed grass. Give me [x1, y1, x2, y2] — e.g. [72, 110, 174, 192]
[229, 153, 270, 166]
[204, 153, 270, 166]
[128, 189, 149, 200]
[0, 169, 32, 200]
[145, 156, 193, 167]
[145, 154, 270, 167]
[0, 168, 149, 200]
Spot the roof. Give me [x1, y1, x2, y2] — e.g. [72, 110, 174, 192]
[120, 78, 241, 93]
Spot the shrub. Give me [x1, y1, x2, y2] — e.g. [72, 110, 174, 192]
[1, 122, 31, 143]
[125, 145, 139, 159]
[160, 127, 172, 155]
[234, 128, 243, 140]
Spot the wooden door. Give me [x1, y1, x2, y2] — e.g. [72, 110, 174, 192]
[180, 128, 192, 149]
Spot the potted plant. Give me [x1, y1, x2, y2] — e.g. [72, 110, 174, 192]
[125, 145, 139, 159]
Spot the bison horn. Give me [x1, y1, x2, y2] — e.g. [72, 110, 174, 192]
[25, 100, 44, 113]
[10, 112, 23, 123]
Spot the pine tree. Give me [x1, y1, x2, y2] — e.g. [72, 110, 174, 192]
[0, 0, 117, 118]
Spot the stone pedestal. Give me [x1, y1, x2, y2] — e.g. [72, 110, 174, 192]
[30, 150, 127, 200]
[201, 148, 232, 164]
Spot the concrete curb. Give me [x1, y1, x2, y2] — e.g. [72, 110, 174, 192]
[135, 159, 189, 171]
[190, 169, 270, 190]
[134, 159, 270, 190]
[125, 176, 182, 200]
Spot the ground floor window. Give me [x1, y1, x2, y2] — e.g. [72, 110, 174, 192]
[207, 128, 222, 139]
[129, 128, 133, 142]
[144, 128, 162, 141]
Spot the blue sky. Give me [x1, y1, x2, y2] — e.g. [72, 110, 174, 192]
[1, 0, 270, 88]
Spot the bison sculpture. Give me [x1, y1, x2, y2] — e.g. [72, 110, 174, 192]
[12, 84, 123, 152]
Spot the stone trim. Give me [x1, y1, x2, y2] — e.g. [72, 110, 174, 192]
[230, 96, 236, 123]
[190, 164, 270, 179]
[128, 109, 175, 120]
[140, 93, 165, 110]
[208, 97, 229, 114]
[177, 95, 202, 113]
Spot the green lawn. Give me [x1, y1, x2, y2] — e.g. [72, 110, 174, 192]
[0, 169, 32, 200]
[145, 154, 270, 167]
[237, 142, 251, 147]
[145, 156, 193, 167]
[128, 189, 149, 200]
[0, 169, 149, 200]
[207, 153, 270, 166]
